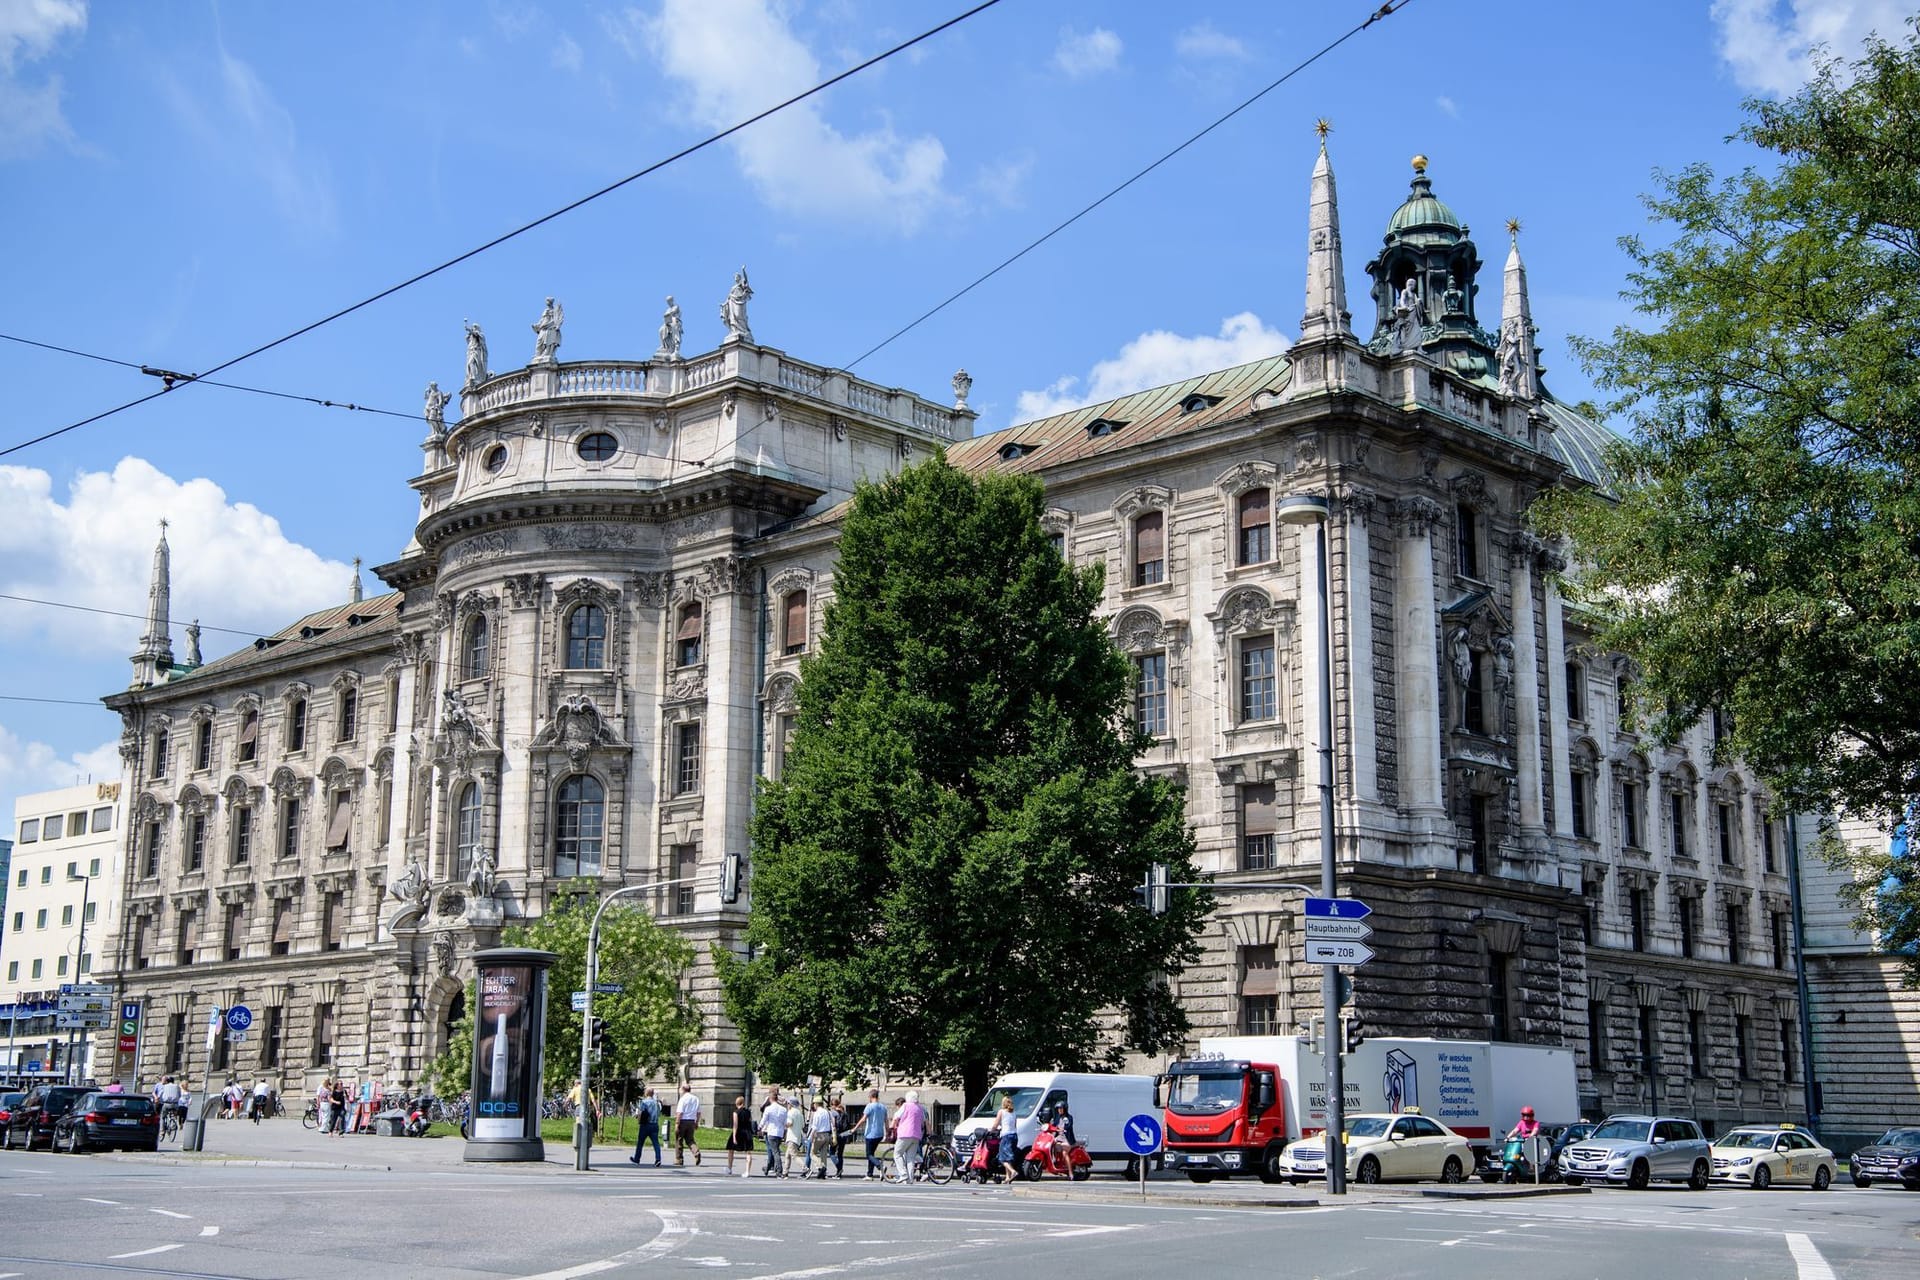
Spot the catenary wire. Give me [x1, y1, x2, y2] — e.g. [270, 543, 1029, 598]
[0, 0, 1007, 462]
[839, 0, 1419, 372]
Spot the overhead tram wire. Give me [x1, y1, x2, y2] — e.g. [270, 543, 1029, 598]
[0, 0, 1008, 461]
[0, 333, 418, 424]
[839, 0, 1419, 373]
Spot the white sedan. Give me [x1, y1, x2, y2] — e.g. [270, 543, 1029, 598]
[1277, 1112, 1474, 1185]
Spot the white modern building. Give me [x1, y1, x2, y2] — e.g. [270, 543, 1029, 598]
[3, 781, 125, 1081]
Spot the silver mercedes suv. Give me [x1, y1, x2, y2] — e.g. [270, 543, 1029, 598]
[1558, 1114, 1711, 1190]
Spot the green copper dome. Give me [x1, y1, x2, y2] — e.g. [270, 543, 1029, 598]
[1386, 158, 1462, 237]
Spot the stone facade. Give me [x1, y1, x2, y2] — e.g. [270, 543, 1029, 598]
[96, 144, 1809, 1132]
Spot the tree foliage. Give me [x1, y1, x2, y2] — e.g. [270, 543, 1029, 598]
[720, 456, 1207, 1103]
[1534, 24, 1920, 978]
[426, 888, 703, 1095]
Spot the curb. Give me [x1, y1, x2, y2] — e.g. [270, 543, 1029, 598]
[1419, 1184, 1591, 1199]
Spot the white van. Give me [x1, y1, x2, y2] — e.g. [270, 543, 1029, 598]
[950, 1072, 1158, 1173]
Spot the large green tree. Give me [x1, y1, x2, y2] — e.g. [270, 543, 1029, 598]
[720, 456, 1207, 1104]
[426, 887, 703, 1095]
[1536, 24, 1920, 978]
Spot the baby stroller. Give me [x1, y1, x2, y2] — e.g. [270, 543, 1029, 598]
[963, 1131, 1009, 1184]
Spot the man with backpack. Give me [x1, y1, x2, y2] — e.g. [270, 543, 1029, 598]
[629, 1086, 663, 1166]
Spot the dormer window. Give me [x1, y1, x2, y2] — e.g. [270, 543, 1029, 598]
[1181, 394, 1221, 414]
[1086, 418, 1126, 438]
[999, 442, 1031, 461]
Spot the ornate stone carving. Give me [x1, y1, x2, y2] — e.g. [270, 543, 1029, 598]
[1449, 470, 1493, 511]
[531, 297, 564, 364]
[388, 856, 430, 908]
[830, 415, 847, 442]
[658, 295, 683, 359]
[767, 566, 813, 597]
[498, 574, 539, 610]
[667, 669, 708, 703]
[268, 766, 307, 803]
[765, 673, 800, 715]
[1392, 494, 1445, 536]
[531, 694, 624, 768]
[1216, 460, 1279, 498]
[1214, 585, 1290, 639]
[692, 555, 745, 599]
[720, 266, 753, 342]
[395, 631, 427, 667]
[119, 713, 140, 764]
[722, 390, 737, 419]
[466, 846, 498, 897]
[671, 514, 717, 548]
[432, 930, 458, 975]
[1113, 484, 1175, 521]
[632, 570, 673, 609]
[952, 368, 972, 410]
[436, 687, 495, 777]
[1342, 486, 1378, 527]
[178, 785, 209, 817]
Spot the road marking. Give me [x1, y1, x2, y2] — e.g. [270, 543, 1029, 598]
[1045, 1225, 1135, 1238]
[81, 1197, 120, 1205]
[741, 1247, 960, 1280]
[514, 1210, 692, 1280]
[200, 1225, 220, 1237]
[149, 1207, 193, 1219]
[109, 1244, 184, 1259]
[1785, 1232, 1837, 1280]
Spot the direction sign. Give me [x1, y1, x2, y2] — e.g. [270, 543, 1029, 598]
[1123, 1113, 1163, 1155]
[570, 991, 590, 1012]
[225, 1005, 254, 1033]
[594, 982, 625, 995]
[1303, 917, 1373, 942]
[1304, 897, 1371, 920]
[1303, 938, 1376, 966]
[62, 983, 112, 997]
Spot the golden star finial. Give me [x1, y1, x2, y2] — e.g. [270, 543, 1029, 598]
[1315, 117, 1332, 141]
[1506, 217, 1523, 239]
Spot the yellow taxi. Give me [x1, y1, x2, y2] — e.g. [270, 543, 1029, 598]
[1708, 1124, 1836, 1190]
[1276, 1110, 1474, 1185]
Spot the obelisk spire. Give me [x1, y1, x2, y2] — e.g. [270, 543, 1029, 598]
[1497, 219, 1541, 401]
[1300, 120, 1352, 343]
[350, 557, 364, 604]
[130, 519, 174, 687]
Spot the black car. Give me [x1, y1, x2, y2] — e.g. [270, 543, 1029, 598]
[1544, 1122, 1598, 1181]
[1848, 1126, 1920, 1189]
[0, 1085, 93, 1152]
[0, 1092, 24, 1131]
[51, 1092, 160, 1153]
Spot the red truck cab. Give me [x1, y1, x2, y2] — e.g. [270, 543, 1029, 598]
[1161, 1057, 1290, 1183]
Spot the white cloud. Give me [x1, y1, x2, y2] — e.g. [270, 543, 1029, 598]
[0, 456, 356, 660]
[552, 32, 583, 72]
[1175, 22, 1248, 62]
[1014, 313, 1291, 421]
[1710, 0, 1909, 95]
[158, 38, 336, 237]
[633, 0, 948, 234]
[0, 0, 86, 159]
[1435, 94, 1459, 117]
[0, 725, 119, 815]
[1053, 26, 1122, 78]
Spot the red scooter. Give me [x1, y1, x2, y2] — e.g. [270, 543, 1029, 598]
[1023, 1122, 1092, 1181]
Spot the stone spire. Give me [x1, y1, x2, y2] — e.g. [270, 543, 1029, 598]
[130, 519, 174, 688]
[1497, 220, 1541, 401]
[1299, 120, 1351, 343]
[350, 557, 364, 604]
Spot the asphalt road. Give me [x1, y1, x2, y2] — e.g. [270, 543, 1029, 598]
[0, 1120, 1912, 1278]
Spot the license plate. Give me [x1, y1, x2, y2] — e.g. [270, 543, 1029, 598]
[112, 1118, 138, 1126]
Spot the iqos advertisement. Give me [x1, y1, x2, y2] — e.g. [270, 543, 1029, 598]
[468, 952, 551, 1146]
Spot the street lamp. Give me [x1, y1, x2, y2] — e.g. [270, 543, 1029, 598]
[1276, 492, 1346, 1195]
[65, 869, 92, 1085]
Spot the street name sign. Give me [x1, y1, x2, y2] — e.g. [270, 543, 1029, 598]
[571, 991, 590, 1012]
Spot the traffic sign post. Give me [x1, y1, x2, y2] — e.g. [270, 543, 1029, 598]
[1123, 1112, 1162, 1198]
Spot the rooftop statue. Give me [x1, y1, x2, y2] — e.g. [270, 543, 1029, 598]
[532, 297, 564, 363]
[659, 295, 683, 359]
[1498, 318, 1535, 400]
[720, 267, 753, 343]
[463, 321, 489, 390]
[952, 368, 972, 411]
[423, 381, 451, 435]
[1391, 276, 1423, 354]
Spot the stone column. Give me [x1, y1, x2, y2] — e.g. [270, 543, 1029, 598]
[1543, 557, 1573, 838]
[1392, 497, 1446, 829]
[1341, 489, 1378, 802]
[1509, 535, 1546, 843]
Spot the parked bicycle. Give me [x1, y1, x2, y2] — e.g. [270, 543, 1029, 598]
[884, 1140, 956, 1185]
[301, 1100, 319, 1130]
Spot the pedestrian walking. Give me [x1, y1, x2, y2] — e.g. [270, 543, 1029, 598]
[996, 1094, 1021, 1183]
[725, 1095, 755, 1175]
[860, 1088, 889, 1178]
[760, 1090, 790, 1177]
[316, 1080, 336, 1137]
[892, 1090, 927, 1183]
[630, 1086, 663, 1166]
[807, 1097, 835, 1178]
[674, 1084, 703, 1166]
[829, 1094, 850, 1178]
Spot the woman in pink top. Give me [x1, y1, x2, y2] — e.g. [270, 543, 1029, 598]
[891, 1090, 927, 1182]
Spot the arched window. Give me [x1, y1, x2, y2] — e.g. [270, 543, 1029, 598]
[464, 615, 490, 680]
[554, 775, 604, 878]
[1237, 487, 1272, 566]
[676, 602, 703, 667]
[781, 590, 808, 656]
[565, 605, 607, 669]
[454, 782, 482, 881]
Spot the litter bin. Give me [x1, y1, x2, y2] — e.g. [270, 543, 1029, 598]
[180, 1115, 206, 1152]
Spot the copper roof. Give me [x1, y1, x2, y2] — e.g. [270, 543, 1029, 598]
[171, 591, 404, 684]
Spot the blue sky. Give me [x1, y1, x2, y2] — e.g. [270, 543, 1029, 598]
[0, 0, 1906, 828]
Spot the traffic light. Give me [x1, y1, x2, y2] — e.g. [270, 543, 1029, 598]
[1335, 972, 1353, 1009]
[1302, 1015, 1323, 1056]
[720, 852, 743, 905]
[1133, 863, 1171, 916]
[589, 1018, 613, 1061]
[1344, 1016, 1365, 1055]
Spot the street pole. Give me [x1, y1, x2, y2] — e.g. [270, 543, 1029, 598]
[1280, 493, 1345, 1195]
[66, 871, 91, 1084]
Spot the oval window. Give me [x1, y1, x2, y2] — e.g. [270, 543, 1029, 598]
[575, 431, 618, 462]
[483, 444, 508, 472]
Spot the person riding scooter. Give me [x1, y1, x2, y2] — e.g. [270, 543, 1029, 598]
[1503, 1106, 1542, 1182]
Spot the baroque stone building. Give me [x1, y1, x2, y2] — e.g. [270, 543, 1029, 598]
[98, 142, 1805, 1131]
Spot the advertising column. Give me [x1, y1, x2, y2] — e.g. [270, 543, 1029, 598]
[464, 947, 557, 1163]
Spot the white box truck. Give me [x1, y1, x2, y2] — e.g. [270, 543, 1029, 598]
[951, 1071, 1158, 1174]
[1164, 1035, 1578, 1182]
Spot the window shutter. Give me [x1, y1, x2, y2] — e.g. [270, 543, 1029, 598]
[677, 604, 703, 641]
[1242, 783, 1277, 835]
[273, 902, 292, 946]
[1239, 488, 1270, 529]
[1241, 945, 1282, 996]
[238, 713, 258, 751]
[1135, 511, 1164, 562]
[325, 794, 351, 849]
[783, 591, 808, 650]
